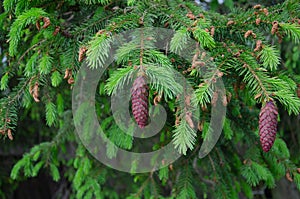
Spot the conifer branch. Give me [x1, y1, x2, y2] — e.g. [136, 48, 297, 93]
[8, 8, 48, 56]
[17, 39, 46, 64]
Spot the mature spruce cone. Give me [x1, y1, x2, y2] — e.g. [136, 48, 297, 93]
[131, 75, 148, 128]
[259, 101, 278, 152]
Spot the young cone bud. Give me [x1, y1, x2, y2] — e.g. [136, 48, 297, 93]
[259, 101, 278, 152]
[131, 76, 149, 128]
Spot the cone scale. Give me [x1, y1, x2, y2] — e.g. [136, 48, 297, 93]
[259, 101, 278, 152]
[131, 76, 149, 128]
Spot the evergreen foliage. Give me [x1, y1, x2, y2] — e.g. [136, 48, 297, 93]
[1, 0, 300, 198]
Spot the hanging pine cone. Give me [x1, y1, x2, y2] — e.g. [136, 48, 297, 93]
[259, 101, 278, 152]
[131, 75, 149, 128]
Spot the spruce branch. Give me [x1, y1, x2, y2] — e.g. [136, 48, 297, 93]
[8, 8, 48, 56]
[172, 119, 196, 156]
[145, 65, 182, 100]
[17, 39, 46, 64]
[258, 45, 280, 71]
[105, 66, 134, 95]
[72, 7, 115, 37]
[86, 33, 112, 69]
[280, 23, 300, 44]
[170, 28, 190, 54]
[176, 164, 197, 199]
[172, 92, 197, 155]
[192, 65, 223, 107]
[0, 78, 31, 133]
[272, 90, 300, 115]
[235, 53, 270, 102]
[115, 42, 140, 65]
[192, 27, 215, 49]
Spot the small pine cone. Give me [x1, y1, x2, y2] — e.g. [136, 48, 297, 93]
[131, 76, 149, 128]
[259, 101, 278, 152]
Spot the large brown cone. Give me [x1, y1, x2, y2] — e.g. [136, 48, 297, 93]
[259, 101, 278, 152]
[131, 76, 148, 128]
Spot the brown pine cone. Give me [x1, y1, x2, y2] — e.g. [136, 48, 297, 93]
[259, 101, 278, 152]
[131, 75, 149, 128]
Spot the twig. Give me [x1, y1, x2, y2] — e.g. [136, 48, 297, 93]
[18, 39, 46, 64]
[192, 157, 215, 186]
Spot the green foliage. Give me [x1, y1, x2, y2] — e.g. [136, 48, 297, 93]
[49, 164, 60, 182]
[25, 53, 38, 77]
[105, 66, 134, 95]
[79, 0, 111, 5]
[45, 102, 57, 126]
[241, 161, 275, 188]
[192, 27, 216, 49]
[8, 8, 47, 56]
[51, 71, 63, 87]
[86, 34, 112, 69]
[223, 118, 233, 140]
[127, 0, 136, 6]
[172, 119, 197, 155]
[145, 65, 182, 100]
[72, 145, 108, 199]
[175, 165, 197, 199]
[280, 23, 300, 44]
[39, 54, 53, 75]
[193, 82, 213, 107]
[11, 142, 53, 179]
[0, 73, 9, 91]
[170, 28, 190, 54]
[3, 0, 18, 11]
[294, 173, 300, 191]
[259, 45, 280, 71]
[2, 0, 300, 198]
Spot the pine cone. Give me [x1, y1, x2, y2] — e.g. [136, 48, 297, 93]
[131, 76, 149, 128]
[259, 101, 278, 152]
